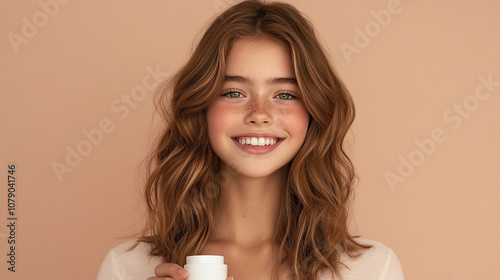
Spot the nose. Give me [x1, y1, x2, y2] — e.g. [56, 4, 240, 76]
[244, 96, 272, 125]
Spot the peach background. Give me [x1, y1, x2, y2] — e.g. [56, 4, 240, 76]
[1, 0, 499, 279]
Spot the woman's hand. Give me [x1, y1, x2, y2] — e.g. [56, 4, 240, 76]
[147, 263, 233, 280]
[147, 263, 188, 280]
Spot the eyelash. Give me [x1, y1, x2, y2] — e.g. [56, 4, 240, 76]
[222, 89, 297, 100]
[222, 89, 245, 98]
[275, 92, 296, 100]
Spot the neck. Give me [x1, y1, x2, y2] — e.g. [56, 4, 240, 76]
[213, 166, 283, 247]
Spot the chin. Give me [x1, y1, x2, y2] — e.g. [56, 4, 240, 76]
[223, 162, 285, 179]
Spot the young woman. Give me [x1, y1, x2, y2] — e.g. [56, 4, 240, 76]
[97, 1, 404, 279]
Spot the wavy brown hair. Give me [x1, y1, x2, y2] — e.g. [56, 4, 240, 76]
[134, 1, 370, 279]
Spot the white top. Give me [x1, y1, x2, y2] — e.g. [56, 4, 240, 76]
[96, 238, 404, 280]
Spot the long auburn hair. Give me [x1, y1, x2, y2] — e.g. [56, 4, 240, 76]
[134, 1, 370, 279]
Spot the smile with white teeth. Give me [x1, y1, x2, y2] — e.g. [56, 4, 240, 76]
[236, 137, 278, 146]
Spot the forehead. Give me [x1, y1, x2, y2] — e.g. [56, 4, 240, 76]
[225, 36, 295, 79]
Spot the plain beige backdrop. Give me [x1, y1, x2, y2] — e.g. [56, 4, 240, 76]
[1, 0, 499, 279]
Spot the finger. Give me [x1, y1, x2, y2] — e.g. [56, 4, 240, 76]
[154, 263, 188, 279]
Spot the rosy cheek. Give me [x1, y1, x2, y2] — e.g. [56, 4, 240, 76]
[279, 104, 310, 133]
[207, 105, 224, 135]
[207, 102, 240, 136]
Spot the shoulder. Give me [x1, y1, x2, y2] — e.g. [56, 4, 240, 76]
[325, 238, 404, 280]
[96, 240, 163, 280]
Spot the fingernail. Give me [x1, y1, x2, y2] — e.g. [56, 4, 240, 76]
[178, 268, 187, 275]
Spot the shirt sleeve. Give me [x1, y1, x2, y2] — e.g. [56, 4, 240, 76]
[380, 249, 404, 280]
[333, 238, 405, 280]
[95, 240, 162, 280]
[96, 248, 124, 280]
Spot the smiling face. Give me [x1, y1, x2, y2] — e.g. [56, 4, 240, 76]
[207, 36, 310, 178]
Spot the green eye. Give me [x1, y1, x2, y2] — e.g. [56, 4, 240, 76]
[223, 91, 243, 98]
[276, 93, 295, 100]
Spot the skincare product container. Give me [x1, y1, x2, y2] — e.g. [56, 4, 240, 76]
[184, 255, 227, 280]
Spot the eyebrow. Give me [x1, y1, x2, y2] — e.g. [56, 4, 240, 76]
[224, 75, 298, 85]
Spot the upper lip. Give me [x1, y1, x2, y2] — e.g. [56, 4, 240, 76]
[232, 133, 284, 138]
